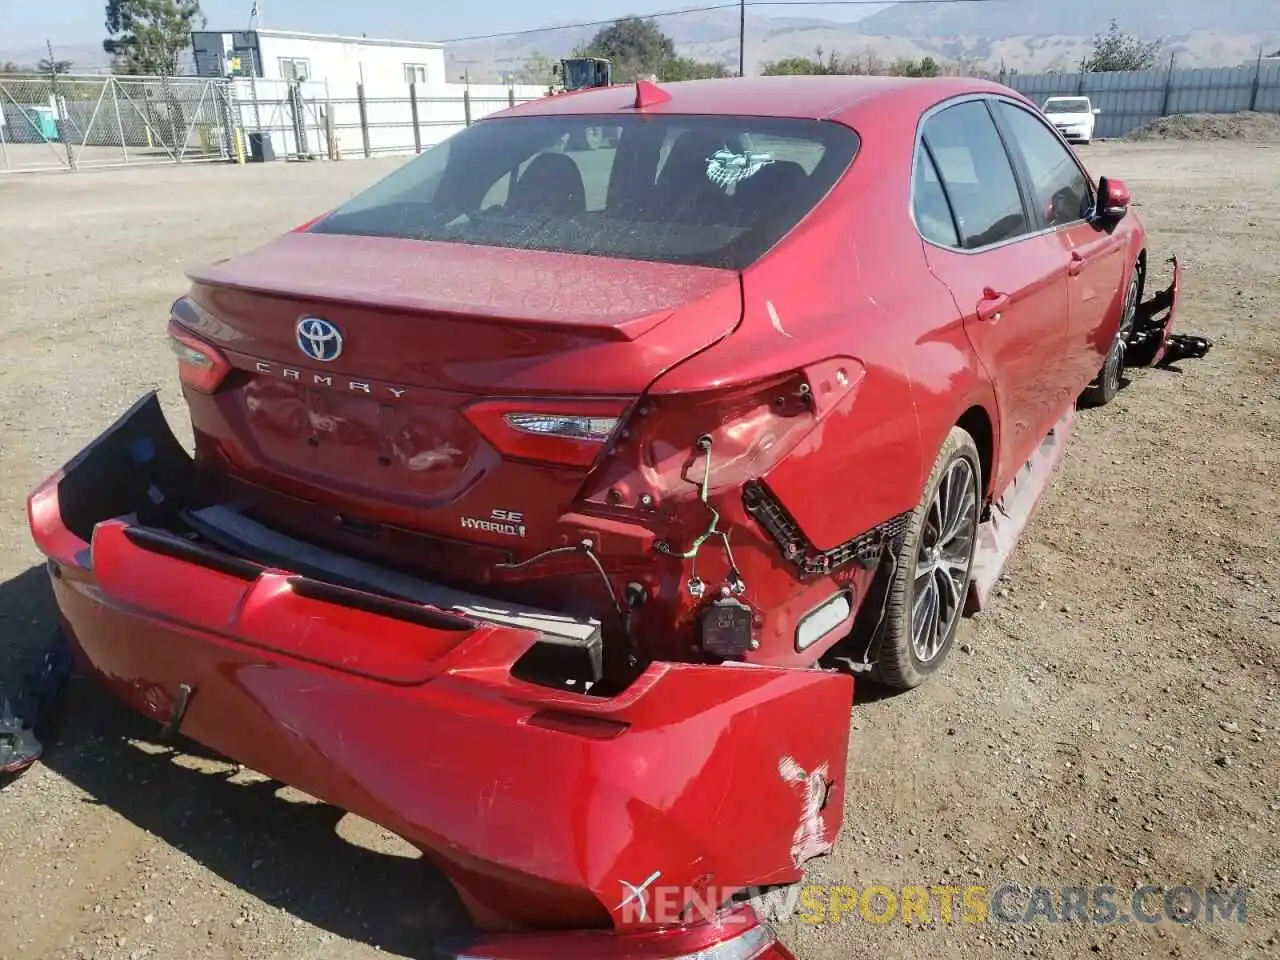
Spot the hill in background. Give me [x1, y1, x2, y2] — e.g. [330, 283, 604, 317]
[856, 0, 1276, 38]
[0, 43, 110, 72]
[447, 1, 1280, 82]
[3, 2, 1276, 82]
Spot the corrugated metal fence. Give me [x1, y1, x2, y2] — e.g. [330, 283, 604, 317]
[1002, 61, 1280, 139]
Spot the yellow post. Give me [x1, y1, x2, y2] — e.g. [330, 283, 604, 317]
[233, 125, 246, 164]
[146, 125, 153, 148]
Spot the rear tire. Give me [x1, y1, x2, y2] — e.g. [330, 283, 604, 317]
[1080, 266, 1140, 409]
[870, 428, 981, 691]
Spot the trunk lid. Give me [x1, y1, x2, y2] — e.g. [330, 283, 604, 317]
[182, 232, 741, 545]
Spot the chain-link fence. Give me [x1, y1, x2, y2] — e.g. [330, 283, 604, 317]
[1, 72, 546, 173]
[225, 77, 330, 162]
[0, 74, 237, 173]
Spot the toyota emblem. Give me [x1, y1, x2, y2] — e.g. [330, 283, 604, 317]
[296, 316, 343, 362]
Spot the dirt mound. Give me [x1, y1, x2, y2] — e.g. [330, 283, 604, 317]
[1125, 110, 1280, 142]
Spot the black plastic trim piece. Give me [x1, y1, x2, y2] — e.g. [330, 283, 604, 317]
[0, 632, 73, 779]
[743, 480, 910, 578]
[287, 576, 476, 632]
[123, 525, 263, 581]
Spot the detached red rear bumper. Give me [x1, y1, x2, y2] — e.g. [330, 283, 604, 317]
[28, 394, 853, 936]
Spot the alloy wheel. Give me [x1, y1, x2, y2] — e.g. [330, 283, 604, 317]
[911, 458, 978, 663]
[1103, 278, 1140, 396]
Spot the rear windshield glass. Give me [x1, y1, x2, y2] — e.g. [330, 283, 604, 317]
[309, 114, 860, 270]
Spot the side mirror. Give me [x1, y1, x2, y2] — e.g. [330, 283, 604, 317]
[1092, 108, 1102, 115]
[1095, 176, 1130, 222]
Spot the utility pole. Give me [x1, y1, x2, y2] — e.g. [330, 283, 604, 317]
[738, 0, 746, 76]
[1249, 46, 1264, 112]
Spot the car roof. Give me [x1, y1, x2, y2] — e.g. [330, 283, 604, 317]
[495, 75, 1021, 123]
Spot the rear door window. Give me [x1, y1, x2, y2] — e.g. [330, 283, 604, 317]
[912, 148, 960, 248]
[921, 100, 1030, 250]
[995, 101, 1093, 227]
[309, 114, 860, 270]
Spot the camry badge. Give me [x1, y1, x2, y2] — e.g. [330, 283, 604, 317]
[296, 316, 343, 362]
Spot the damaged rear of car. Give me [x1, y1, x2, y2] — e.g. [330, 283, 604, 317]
[28, 103, 869, 939]
[24, 74, 1211, 950]
[165, 108, 871, 685]
[31, 411, 849, 932]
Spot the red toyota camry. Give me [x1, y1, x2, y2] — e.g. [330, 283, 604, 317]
[28, 75, 1184, 954]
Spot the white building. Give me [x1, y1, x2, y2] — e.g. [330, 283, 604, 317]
[192, 28, 448, 90]
[190, 28, 546, 160]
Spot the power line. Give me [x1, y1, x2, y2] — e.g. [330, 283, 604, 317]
[439, 0, 1003, 45]
[441, 4, 734, 44]
[755, 0, 995, 5]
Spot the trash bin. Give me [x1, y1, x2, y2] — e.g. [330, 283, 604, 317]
[247, 132, 276, 162]
[31, 106, 59, 142]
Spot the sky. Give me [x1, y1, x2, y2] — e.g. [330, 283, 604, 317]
[2, 0, 882, 50]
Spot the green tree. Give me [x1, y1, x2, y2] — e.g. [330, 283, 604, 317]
[516, 52, 556, 86]
[760, 48, 985, 79]
[660, 56, 730, 81]
[761, 55, 825, 76]
[104, 0, 206, 75]
[1082, 19, 1162, 72]
[580, 16, 676, 80]
[891, 55, 941, 78]
[761, 48, 848, 76]
[39, 57, 74, 74]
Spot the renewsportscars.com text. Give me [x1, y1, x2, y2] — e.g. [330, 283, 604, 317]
[618, 883, 1249, 926]
[755, 883, 1248, 926]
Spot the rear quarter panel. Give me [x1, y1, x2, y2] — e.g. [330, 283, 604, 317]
[655, 95, 1001, 551]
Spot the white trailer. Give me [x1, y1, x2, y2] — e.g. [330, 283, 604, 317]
[192, 28, 447, 90]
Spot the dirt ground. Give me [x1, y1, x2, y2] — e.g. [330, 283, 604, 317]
[1125, 111, 1280, 142]
[0, 140, 1277, 960]
[0, 143, 199, 175]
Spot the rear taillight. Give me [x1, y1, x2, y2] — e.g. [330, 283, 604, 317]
[431, 906, 792, 960]
[168, 303, 231, 394]
[463, 397, 633, 468]
[579, 367, 848, 512]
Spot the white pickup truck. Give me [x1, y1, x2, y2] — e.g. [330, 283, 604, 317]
[1041, 96, 1102, 144]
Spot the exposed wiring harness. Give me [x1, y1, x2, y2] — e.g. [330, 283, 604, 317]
[653, 435, 745, 598]
[494, 540, 642, 668]
[495, 540, 625, 626]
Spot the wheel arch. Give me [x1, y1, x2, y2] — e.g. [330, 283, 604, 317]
[837, 401, 993, 679]
[915, 382, 1000, 505]
[955, 404, 996, 504]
